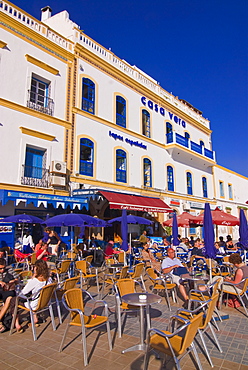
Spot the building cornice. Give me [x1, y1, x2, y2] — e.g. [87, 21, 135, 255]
[215, 164, 248, 180]
[19, 126, 56, 141]
[25, 54, 59, 75]
[0, 182, 69, 196]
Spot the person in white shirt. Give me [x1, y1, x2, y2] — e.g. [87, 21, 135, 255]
[162, 248, 189, 303]
[22, 231, 34, 254]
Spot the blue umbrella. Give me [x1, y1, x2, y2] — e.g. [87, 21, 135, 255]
[42, 213, 106, 227]
[239, 209, 248, 250]
[121, 209, 128, 251]
[1, 214, 43, 224]
[203, 203, 216, 282]
[172, 212, 179, 246]
[109, 214, 153, 225]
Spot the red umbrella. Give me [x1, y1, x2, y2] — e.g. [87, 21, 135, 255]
[194, 207, 239, 226]
[163, 212, 197, 227]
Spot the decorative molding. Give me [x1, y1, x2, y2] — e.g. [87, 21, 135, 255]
[0, 40, 7, 48]
[25, 54, 59, 75]
[19, 126, 56, 141]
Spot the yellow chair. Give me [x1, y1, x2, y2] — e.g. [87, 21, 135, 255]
[10, 282, 57, 341]
[129, 262, 145, 290]
[54, 276, 79, 324]
[102, 265, 129, 296]
[144, 311, 204, 370]
[66, 251, 77, 260]
[178, 294, 222, 367]
[220, 277, 248, 316]
[85, 254, 93, 265]
[117, 251, 126, 264]
[51, 260, 71, 283]
[18, 270, 33, 280]
[146, 267, 177, 310]
[75, 260, 99, 292]
[115, 278, 146, 338]
[59, 288, 112, 366]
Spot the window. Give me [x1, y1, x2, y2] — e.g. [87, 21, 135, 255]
[143, 158, 152, 187]
[219, 181, 224, 197]
[24, 146, 46, 179]
[200, 140, 204, 147]
[116, 149, 127, 183]
[142, 110, 150, 137]
[228, 184, 233, 199]
[166, 122, 173, 143]
[202, 177, 208, 198]
[185, 132, 190, 140]
[186, 172, 193, 195]
[82, 78, 95, 114]
[27, 76, 54, 116]
[79, 138, 94, 176]
[116, 96, 126, 128]
[167, 166, 174, 191]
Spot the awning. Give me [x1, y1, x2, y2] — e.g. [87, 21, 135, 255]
[99, 191, 172, 213]
[0, 190, 88, 210]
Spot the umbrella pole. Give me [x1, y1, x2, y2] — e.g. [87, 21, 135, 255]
[215, 225, 218, 241]
[70, 226, 73, 252]
[209, 258, 212, 283]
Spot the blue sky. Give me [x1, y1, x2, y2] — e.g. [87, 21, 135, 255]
[12, 0, 248, 177]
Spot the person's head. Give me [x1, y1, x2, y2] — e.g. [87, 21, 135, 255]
[215, 242, 220, 248]
[226, 235, 232, 241]
[143, 243, 149, 251]
[190, 236, 194, 241]
[34, 260, 49, 280]
[44, 227, 51, 234]
[219, 236, 224, 242]
[167, 248, 176, 259]
[0, 249, 5, 259]
[0, 258, 6, 272]
[37, 239, 43, 245]
[41, 243, 48, 250]
[143, 230, 147, 235]
[194, 239, 200, 248]
[229, 253, 242, 265]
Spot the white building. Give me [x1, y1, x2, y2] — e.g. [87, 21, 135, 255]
[0, 1, 247, 240]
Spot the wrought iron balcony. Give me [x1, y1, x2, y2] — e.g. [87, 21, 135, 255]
[27, 90, 54, 116]
[21, 165, 49, 188]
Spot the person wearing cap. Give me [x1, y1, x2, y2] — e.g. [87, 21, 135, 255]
[105, 240, 114, 256]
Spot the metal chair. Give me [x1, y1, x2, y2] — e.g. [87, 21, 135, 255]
[54, 276, 80, 324]
[10, 282, 57, 341]
[220, 277, 248, 316]
[102, 265, 129, 297]
[144, 311, 204, 370]
[129, 262, 145, 290]
[146, 267, 177, 310]
[59, 288, 112, 366]
[51, 260, 71, 283]
[75, 260, 99, 292]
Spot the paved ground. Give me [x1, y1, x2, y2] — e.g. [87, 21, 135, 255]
[1, 273, 248, 369]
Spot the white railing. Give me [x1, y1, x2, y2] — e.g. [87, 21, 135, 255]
[0, 0, 73, 53]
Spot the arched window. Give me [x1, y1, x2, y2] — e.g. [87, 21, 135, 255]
[82, 78, 95, 114]
[200, 140, 204, 147]
[186, 172, 193, 195]
[167, 166, 174, 191]
[142, 109, 150, 138]
[116, 96, 126, 128]
[166, 122, 173, 143]
[143, 158, 152, 187]
[79, 138, 94, 176]
[202, 177, 208, 198]
[185, 132, 190, 140]
[116, 149, 127, 183]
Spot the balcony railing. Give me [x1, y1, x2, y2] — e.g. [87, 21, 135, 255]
[27, 90, 54, 116]
[204, 148, 214, 159]
[166, 132, 173, 144]
[175, 133, 189, 147]
[190, 141, 203, 154]
[21, 165, 49, 188]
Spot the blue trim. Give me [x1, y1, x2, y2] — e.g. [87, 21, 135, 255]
[144, 158, 152, 187]
[82, 78, 95, 114]
[116, 149, 127, 183]
[79, 138, 94, 177]
[186, 172, 193, 195]
[116, 96, 126, 128]
[167, 166, 174, 191]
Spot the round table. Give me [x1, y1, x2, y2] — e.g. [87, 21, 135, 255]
[121, 292, 162, 353]
[181, 273, 209, 290]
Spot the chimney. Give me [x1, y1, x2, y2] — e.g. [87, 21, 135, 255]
[41, 6, 52, 22]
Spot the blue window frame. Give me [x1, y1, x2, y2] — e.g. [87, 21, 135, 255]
[202, 177, 208, 198]
[186, 172, 193, 195]
[143, 158, 152, 187]
[200, 140, 204, 147]
[167, 166, 174, 191]
[79, 138, 94, 176]
[24, 147, 45, 179]
[116, 149, 127, 183]
[166, 122, 173, 143]
[82, 78, 95, 114]
[116, 96, 126, 128]
[142, 110, 150, 138]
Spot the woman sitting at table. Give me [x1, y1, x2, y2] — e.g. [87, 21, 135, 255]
[225, 239, 238, 252]
[141, 243, 161, 272]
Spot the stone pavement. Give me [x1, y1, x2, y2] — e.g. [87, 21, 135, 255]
[1, 274, 248, 370]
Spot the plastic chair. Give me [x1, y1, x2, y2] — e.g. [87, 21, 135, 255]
[220, 277, 248, 316]
[115, 278, 146, 338]
[146, 267, 177, 310]
[75, 260, 99, 292]
[144, 311, 204, 370]
[129, 262, 145, 290]
[177, 294, 222, 367]
[10, 282, 57, 341]
[54, 276, 79, 324]
[59, 288, 112, 366]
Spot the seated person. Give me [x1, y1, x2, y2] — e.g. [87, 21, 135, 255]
[162, 248, 189, 304]
[105, 240, 114, 257]
[34, 239, 43, 252]
[215, 241, 225, 255]
[141, 243, 161, 272]
[225, 239, 238, 251]
[0, 258, 18, 332]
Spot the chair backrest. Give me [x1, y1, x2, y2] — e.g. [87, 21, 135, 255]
[60, 260, 71, 274]
[119, 266, 129, 279]
[118, 252, 125, 263]
[132, 263, 145, 278]
[240, 277, 248, 294]
[211, 278, 221, 295]
[223, 256, 230, 263]
[105, 258, 116, 265]
[19, 270, 32, 279]
[75, 260, 87, 274]
[35, 282, 57, 311]
[67, 252, 77, 260]
[179, 312, 204, 354]
[63, 276, 79, 291]
[200, 294, 219, 330]
[30, 253, 37, 265]
[85, 255, 93, 264]
[146, 267, 158, 281]
[116, 278, 135, 297]
[64, 288, 84, 324]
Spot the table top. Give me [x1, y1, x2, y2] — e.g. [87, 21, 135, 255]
[181, 273, 209, 282]
[122, 292, 162, 306]
[108, 263, 124, 268]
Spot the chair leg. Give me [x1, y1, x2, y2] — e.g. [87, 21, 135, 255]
[30, 311, 37, 341]
[9, 298, 19, 335]
[49, 304, 56, 331]
[239, 295, 248, 317]
[143, 344, 150, 370]
[106, 320, 112, 351]
[191, 342, 203, 370]
[198, 329, 214, 367]
[140, 276, 146, 291]
[59, 323, 70, 352]
[164, 288, 171, 311]
[208, 323, 222, 353]
[55, 296, 63, 325]
[81, 325, 88, 366]
[117, 306, 122, 338]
